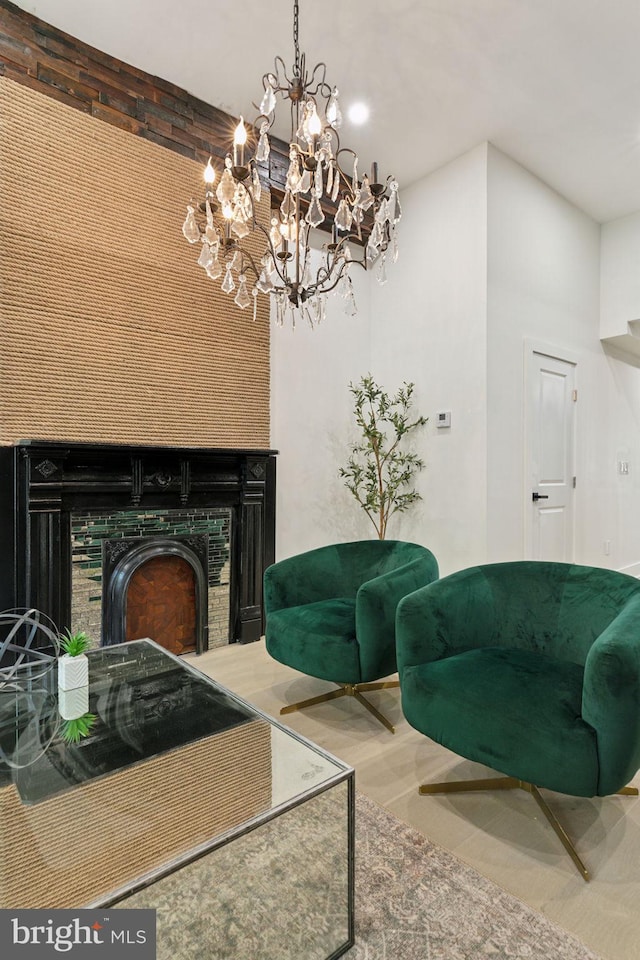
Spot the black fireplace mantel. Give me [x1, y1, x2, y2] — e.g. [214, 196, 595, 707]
[0, 440, 277, 644]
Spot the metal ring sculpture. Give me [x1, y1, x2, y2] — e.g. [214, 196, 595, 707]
[0, 607, 60, 688]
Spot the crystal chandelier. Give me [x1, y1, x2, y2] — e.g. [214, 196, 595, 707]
[182, 0, 401, 327]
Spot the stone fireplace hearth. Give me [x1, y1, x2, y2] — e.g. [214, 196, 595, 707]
[0, 441, 276, 650]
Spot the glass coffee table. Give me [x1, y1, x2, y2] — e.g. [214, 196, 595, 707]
[0, 639, 354, 960]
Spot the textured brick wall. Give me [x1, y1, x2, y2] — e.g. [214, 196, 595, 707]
[0, 2, 273, 449]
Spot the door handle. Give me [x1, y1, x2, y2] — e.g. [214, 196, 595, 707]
[532, 492, 549, 501]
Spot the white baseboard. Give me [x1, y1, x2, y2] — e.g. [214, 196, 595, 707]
[618, 561, 640, 579]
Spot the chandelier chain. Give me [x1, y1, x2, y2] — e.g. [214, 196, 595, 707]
[293, 0, 300, 76]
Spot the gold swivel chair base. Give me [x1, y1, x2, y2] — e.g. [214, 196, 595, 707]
[280, 680, 400, 734]
[418, 776, 639, 881]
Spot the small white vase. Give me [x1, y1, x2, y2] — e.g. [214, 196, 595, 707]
[58, 653, 89, 691]
[59, 684, 89, 720]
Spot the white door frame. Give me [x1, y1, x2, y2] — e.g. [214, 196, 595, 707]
[523, 339, 578, 560]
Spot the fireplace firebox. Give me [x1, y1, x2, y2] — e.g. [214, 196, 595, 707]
[0, 441, 277, 648]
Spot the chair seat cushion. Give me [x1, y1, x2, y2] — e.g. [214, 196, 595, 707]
[266, 598, 362, 684]
[401, 647, 599, 796]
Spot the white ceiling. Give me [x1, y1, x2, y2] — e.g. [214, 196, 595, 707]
[15, 0, 640, 223]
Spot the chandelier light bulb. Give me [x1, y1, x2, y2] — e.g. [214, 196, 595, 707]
[204, 157, 216, 185]
[307, 104, 322, 137]
[234, 117, 248, 146]
[233, 116, 247, 167]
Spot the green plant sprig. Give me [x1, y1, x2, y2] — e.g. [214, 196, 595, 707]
[58, 629, 92, 657]
[60, 713, 97, 743]
[339, 374, 427, 540]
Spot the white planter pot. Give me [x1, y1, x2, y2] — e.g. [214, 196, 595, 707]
[59, 684, 89, 720]
[58, 653, 89, 691]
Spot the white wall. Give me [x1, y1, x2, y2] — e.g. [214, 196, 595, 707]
[270, 251, 373, 560]
[601, 211, 640, 339]
[487, 145, 640, 572]
[370, 144, 489, 575]
[270, 143, 640, 577]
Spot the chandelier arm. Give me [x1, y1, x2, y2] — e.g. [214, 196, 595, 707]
[334, 146, 360, 194]
[309, 258, 351, 297]
[269, 57, 294, 93]
[304, 62, 331, 99]
[237, 248, 262, 283]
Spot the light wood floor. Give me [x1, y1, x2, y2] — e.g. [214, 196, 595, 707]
[188, 640, 640, 960]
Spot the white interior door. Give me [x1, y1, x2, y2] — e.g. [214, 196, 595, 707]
[525, 350, 576, 561]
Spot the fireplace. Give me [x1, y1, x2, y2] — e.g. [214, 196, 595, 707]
[0, 441, 277, 650]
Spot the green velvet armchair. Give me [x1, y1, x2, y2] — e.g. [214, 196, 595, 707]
[264, 540, 439, 733]
[396, 560, 640, 879]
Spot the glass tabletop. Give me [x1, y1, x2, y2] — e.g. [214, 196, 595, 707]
[0, 640, 352, 912]
[0, 639, 348, 810]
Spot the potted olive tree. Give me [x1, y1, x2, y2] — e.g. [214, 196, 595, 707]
[339, 374, 427, 539]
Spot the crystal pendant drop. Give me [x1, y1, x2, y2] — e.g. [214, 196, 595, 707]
[370, 218, 383, 249]
[306, 196, 325, 228]
[392, 233, 399, 263]
[301, 254, 312, 289]
[325, 161, 334, 197]
[206, 256, 222, 280]
[222, 264, 235, 293]
[358, 175, 374, 211]
[269, 217, 281, 248]
[376, 254, 388, 286]
[260, 78, 277, 116]
[286, 154, 302, 193]
[326, 87, 342, 128]
[256, 124, 271, 162]
[252, 288, 258, 322]
[198, 242, 213, 269]
[232, 219, 250, 239]
[251, 167, 262, 203]
[216, 168, 235, 205]
[182, 205, 200, 243]
[275, 293, 286, 327]
[335, 198, 353, 233]
[389, 179, 402, 223]
[331, 164, 340, 202]
[257, 268, 274, 294]
[314, 164, 323, 197]
[234, 274, 251, 309]
[252, 166, 262, 203]
[280, 192, 295, 221]
[299, 169, 312, 195]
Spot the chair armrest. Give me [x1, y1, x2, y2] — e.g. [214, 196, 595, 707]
[395, 566, 496, 675]
[263, 544, 355, 614]
[582, 594, 640, 795]
[356, 551, 439, 680]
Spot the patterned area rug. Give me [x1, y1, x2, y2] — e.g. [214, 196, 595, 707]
[350, 793, 602, 960]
